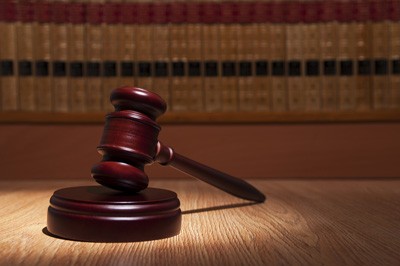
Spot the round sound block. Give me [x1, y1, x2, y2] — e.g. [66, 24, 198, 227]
[47, 186, 181, 242]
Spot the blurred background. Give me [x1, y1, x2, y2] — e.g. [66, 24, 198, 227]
[1, 0, 399, 180]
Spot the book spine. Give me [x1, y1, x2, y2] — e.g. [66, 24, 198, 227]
[254, 2, 272, 111]
[169, 3, 187, 112]
[354, 0, 372, 111]
[119, 2, 136, 89]
[237, 3, 256, 111]
[286, 0, 304, 111]
[68, 1, 86, 112]
[337, 0, 356, 111]
[152, 2, 170, 107]
[0, 0, 18, 111]
[102, 1, 120, 112]
[135, 3, 153, 91]
[186, 3, 203, 112]
[302, 1, 321, 111]
[388, 0, 400, 108]
[85, 0, 103, 112]
[219, 3, 238, 112]
[202, 3, 221, 112]
[320, 1, 338, 111]
[270, 0, 287, 112]
[51, 1, 69, 112]
[371, 0, 390, 110]
[17, 0, 35, 111]
[34, 0, 52, 112]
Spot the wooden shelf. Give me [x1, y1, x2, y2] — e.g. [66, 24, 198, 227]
[0, 110, 400, 124]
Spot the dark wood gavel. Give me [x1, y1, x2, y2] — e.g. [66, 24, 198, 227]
[91, 86, 265, 202]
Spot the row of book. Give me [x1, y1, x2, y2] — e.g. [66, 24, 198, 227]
[1, 0, 399, 24]
[0, 0, 400, 113]
[1, 58, 399, 112]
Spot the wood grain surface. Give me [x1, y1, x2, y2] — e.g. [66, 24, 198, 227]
[0, 179, 399, 265]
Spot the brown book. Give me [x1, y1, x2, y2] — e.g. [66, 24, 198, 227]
[237, 6, 256, 112]
[0, 0, 18, 111]
[135, 4, 153, 91]
[302, 1, 321, 112]
[255, 21, 271, 112]
[320, 1, 338, 111]
[337, 0, 356, 111]
[51, 1, 69, 112]
[34, 0, 52, 112]
[169, 23, 187, 112]
[152, 25, 170, 108]
[270, 1, 287, 112]
[251, 2, 272, 112]
[17, 0, 35, 111]
[202, 4, 221, 112]
[388, 0, 400, 109]
[68, 1, 86, 112]
[286, 1, 304, 111]
[102, 1, 120, 112]
[118, 3, 136, 89]
[186, 23, 203, 112]
[151, 3, 170, 106]
[219, 4, 238, 112]
[354, 0, 372, 111]
[85, 0, 103, 112]
[371, 0, 390, 110]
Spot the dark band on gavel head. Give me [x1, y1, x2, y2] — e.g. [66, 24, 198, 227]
[91, 86, 167, 192]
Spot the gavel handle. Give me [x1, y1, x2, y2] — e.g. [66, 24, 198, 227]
[155, 142, 266, 202]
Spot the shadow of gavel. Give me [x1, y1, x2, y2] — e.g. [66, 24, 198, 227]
[91, 87, 265, 202]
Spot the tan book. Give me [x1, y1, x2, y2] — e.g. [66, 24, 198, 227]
[255, 22, 271, 112]
[135, 2, 153, 92]
[354, 0, 372, 111]
[16, 0, 35, 111]
[270, 1, 287, 112]
[371, 1, 390, 110]
[186, 23, 203, 112]
[286, 1, 304, 111]
[135, 24, 153, 90]
[219, 4, 238, 112]
[85, 0, 103, 112]
[302, 1, 321, 112]
[202, 23, 221, 112]
[150, 3, 169, 106]
[118, 2, 136, 89]
[34, 1, 52, 112]
[337, 0, 356, 111]
[320, 1, 338, 111]
[0, 1, 18, 111]
[237, 23, 256, 112]
[68, 1, 86, 112]
[102, 1, 121, 112]
[51, 1, 69, 112]
[169, 24, 187, 111]
[152, 24, 170, 108]
[388, 1, 400, 109]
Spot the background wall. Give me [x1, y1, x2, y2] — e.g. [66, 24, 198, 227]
[2, 123, 399, 180]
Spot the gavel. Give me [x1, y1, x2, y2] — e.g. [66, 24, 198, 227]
[91, 86, 265, 202]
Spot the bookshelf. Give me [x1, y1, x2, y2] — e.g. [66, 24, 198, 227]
[1, 0, 400, 124]
[1, 110, 400, 124]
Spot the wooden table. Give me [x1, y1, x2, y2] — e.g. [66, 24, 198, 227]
[1, 179, 399, 265]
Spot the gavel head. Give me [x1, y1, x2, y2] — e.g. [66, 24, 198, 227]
[91, 86, 167, 193]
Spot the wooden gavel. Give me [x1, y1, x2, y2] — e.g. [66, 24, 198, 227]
[91, 86, 265, 202]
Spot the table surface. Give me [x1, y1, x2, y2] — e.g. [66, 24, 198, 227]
[1, 179, 399, 265]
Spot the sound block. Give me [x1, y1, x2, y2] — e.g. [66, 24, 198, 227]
[47, 186, 181, 242]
